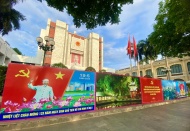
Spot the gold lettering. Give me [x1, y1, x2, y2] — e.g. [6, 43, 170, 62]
[44, 111, 51, 115]
[3, 115, 12, 119]
[59, 110, 65, 113]
[65, 109, 69, 112]
[30, 112, 38, 116]
[82, 107, 86, 110]
[21, 113, 29, 117]
[51, 110, 58, 114]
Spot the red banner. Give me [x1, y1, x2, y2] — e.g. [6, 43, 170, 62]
[1, 63, 74, 108]
[140, 77, 163, 104]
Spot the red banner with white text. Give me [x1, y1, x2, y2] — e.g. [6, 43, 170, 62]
[140, 77, 163, 104]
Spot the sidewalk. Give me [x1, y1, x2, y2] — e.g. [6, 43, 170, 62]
[24, 99, 190, 131]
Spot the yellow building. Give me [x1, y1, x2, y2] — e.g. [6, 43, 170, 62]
[116, 57, 190, 82]
[37, 19, 104, 71]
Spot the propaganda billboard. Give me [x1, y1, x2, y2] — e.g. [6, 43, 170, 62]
[176, 81, 188, 98]
[140, 77, 163, 104]
[96, 73, 141, 110]
[0, 63, 95, 120]
[162, 80, 177, 100]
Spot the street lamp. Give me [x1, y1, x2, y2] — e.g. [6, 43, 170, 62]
[36, 36, 55, 66]
[161, 68, 171, 80]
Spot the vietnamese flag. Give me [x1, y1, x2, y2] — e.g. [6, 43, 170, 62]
[126, 35, 131, 56]
[1, 63, 74, 108]
[133, 36, 138, 58]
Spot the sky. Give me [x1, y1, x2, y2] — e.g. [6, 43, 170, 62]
[2, 0, 161, 70]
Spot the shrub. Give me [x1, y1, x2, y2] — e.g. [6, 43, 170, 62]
[0, 65, 7, 96]
[85, 67, 96, 72]
[51, 63, 68, 69]
[99, 69, 106, 73]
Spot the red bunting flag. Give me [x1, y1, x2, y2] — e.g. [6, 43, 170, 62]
[127, 35, 131, 56]
[133, 36, 138, 58]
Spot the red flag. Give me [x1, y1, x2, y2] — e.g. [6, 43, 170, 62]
[127, 35, 131, 55]
[133, 36, 138, 58]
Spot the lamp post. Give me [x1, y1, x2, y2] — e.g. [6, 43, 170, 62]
[36, 36, 55, 66]
[161, 68, 171, 80]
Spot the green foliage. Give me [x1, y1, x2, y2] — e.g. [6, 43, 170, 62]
[1, 0, 134, 35]
[137, 39, 157, 61]
[51, 62, 68, 69]
[0, 65, 7, 96]
[85, 67, 96, 72]
[0, 0, 26, 35]
[96, 74, 140, 98]
[39, 0, 133, 29]
[125, 73, 130, 76]
[99, 69, 106, 73]
[13, 48, 22, 55]
[148, 0, 190, 57]
[187, 83, 190, 96]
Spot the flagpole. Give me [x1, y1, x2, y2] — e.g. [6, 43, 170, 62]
[127, 34, 133, 76]
[137, 60, 140, 77]
[132, 35, 138, 75]
[130, 54, 132, 76]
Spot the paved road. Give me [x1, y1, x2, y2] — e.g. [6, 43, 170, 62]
[23, 100, 190, 131]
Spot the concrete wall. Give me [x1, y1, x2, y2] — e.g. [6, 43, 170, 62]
[0, 37, 17, 66]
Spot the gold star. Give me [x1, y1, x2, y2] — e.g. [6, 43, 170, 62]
[55, 71, 65, 79]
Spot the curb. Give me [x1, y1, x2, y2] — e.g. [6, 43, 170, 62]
[0, 97, 190, 131]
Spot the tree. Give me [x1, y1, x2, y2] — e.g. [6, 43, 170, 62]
[137, 39, 157, 77]
[1, 0, 133, 35]
[96, 74, 112, 94]
[51, 62, 68, 69]
[148, 0, 190, 58]
[13, 48, 22, 55]
[0, 65, 7, 95]
[99, 69, 106, 73]
[0, 0, 25, 35]
[85, 67, 96, 72]
[137, 39, 157, 62]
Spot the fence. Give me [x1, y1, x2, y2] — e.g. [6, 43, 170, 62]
[0, 63, 188, 120]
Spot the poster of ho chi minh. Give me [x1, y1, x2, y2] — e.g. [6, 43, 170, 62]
[0, 63, 95, 120]
[140, 77, 163, 104]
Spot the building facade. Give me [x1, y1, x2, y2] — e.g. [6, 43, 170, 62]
[116, 57, 190, 82]
[0, 37, 17, 66]
[38, 19, 104, 71]
[0, 37, 41, 66]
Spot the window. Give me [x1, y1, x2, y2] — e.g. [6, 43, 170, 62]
[132, 72, 137, 76]
[157, 67, 167, 76]
[145, 69, 152, 76]
[187, 62, 190, 73]
[170, 64, 182, 74]
[140, 71, 143, 77]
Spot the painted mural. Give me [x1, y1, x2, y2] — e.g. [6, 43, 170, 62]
[96, 73, 141, 110]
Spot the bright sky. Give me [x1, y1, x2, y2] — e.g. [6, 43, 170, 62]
[2, 0, 161, 70]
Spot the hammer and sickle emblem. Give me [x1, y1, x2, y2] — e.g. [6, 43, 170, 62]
[15, 68, 30, 78]
[150, 81, 153, 85]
